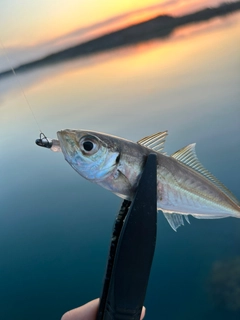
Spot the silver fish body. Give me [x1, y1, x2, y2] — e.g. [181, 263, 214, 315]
[57, 129, 240, 230]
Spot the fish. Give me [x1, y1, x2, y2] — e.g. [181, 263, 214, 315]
[56, 129, 240, 231]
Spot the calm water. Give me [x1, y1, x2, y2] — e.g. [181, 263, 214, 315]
[0, 12, 240, 320]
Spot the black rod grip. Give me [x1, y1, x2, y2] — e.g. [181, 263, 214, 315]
[100, 153, 157, 320]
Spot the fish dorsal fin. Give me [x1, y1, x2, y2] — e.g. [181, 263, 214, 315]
[162, 212, 190, 231]
[171, 144, 239, 205]
[137, 131, 168, 154]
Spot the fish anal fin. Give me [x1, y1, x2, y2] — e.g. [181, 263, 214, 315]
[162, 212, 187, 231]
[137, 131, 168, 154]
[184, 215, 190, 224]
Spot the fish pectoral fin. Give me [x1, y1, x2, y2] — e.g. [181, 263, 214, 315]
[116, 169, 132, 189]
[137, 131, 168, 154]
[162, 211, 190, 231]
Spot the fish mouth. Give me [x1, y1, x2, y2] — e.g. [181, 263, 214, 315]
[57, 130, 76, 158]
[57, 131, 67, 154]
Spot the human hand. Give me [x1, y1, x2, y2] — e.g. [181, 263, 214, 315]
[61, 298, 146, 320]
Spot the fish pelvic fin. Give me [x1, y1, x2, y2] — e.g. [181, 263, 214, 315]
[137, 131, 168, 154]
[162, 211, 190, 231]
[171, 143, 240, 206]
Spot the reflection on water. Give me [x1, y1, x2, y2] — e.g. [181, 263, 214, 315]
[0, 12, 240, 320]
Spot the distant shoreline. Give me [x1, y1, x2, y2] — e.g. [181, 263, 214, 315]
[0, 1, 240, 79]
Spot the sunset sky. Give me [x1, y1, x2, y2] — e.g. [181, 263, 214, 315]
[1, 0, 225, 48]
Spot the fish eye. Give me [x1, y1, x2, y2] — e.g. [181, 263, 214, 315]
[80, 136, 100, 155]
[83, 141, 94, 151]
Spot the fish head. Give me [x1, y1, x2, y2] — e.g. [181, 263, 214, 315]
[57, 129, 120, 181]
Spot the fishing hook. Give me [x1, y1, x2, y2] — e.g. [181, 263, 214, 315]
[35, 132, 53, 148]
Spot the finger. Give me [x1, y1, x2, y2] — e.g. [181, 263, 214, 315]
[140, 306, 146, 320]
[61, 299, 146, 320]
[61, 298, 99, 320]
